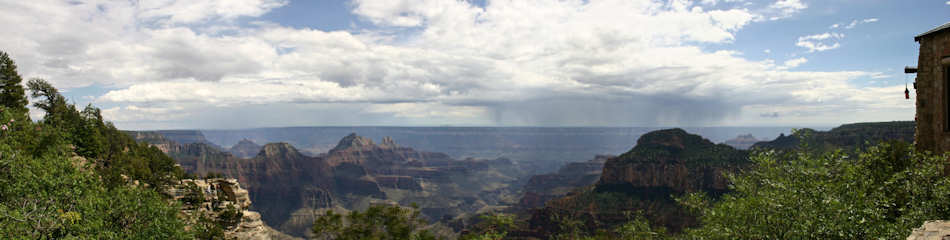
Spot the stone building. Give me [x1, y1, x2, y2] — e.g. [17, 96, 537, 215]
[914, 22, 950, 153]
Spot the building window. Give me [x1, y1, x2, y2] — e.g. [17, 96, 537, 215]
[946, 65, 950, 131]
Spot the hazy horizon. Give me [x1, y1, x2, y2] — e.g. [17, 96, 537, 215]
[132, 124, 837, 131]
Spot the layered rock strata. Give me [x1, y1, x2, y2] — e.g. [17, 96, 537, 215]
[166, 178, 299, 240]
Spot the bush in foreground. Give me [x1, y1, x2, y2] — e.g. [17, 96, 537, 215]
[682, 141, 950, 239]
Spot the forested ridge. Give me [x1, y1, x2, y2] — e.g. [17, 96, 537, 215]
[467, 130, 950, 239]
[0, 51, 191, 239]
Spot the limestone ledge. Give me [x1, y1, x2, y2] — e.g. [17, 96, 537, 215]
[907, 220, 950, 240]
[167, 178, 300, 240]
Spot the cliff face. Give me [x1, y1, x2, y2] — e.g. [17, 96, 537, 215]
[167, 178, 299, 240]
[596, 129, 747, 193]
[144, 132, 526, 237]
[517, 155, 611, 210]
[126, 131, 179, 153]
[172, 141, 377, 234]
[230, 139, 263, 158]
[722, 134, 758, 150]
[596, 162, 733, 194]
[525, 129, 749, 237]
[323, 133, 456, 173]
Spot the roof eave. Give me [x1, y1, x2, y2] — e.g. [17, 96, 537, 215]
[916, 21, 950, 42]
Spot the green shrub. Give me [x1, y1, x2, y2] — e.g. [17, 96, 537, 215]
[311, 204, 441, 240]
[682, 141, 950, 239]
[0, 52, 191, 238]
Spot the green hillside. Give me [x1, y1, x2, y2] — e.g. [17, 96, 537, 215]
[0, 51, 191, 238]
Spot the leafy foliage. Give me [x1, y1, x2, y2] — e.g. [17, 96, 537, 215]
[459, 213, 514, 240]
[543, 213, 669, 240]
[544, 211, 670, 240]
[182, 182, 206, 208]
[612, 215, 668, 240]
[0, 51, 28, 116]
[682, 141, 950, 239]
[216, 204, 244, 229]
[25, 78, 181, 189]
[0, 114, 189, 239]
[0, 53, 191, 238]
[193, 214, 226, 240]
[311, 204, 441, 240]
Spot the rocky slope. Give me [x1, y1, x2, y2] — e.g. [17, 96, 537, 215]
[126, 131, 180, 153]
[907, 221, 950, 240]
[722, 134, 758, 150]
[230, 139, 263, 158]
[597, 128, 747, 194]
[524, 129, 749, 237]
[137, 131, 527, 237]
[171, 141, 376, 236]
[167, 178, 299, 240]
[751, 121, 914, 151]
[517, 155, 612, 210]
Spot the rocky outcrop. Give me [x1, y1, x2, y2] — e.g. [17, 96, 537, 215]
[166, 141, 370, 237]
[155, 130, 216, 145]
[517, 155, 611, 210]
[375, 175, 423, 190]
[323, 133, 458, 173]
[230, 139, 263, 158]
[329, 133, 377, 153]
[597, 162, 733, 194]
[380, 136, 398, 148]
[597, 129, 747, 194]
[156, 133, 525, 237]
[907, 221, 950, 240]
[525, 129, 749, 237]
[167, 178, 299, 240]
[722, 134, 758, 150]
[752, 121, 914, 151]
[126, 131, 179, 153]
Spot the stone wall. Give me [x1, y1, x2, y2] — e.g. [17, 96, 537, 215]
[916, 30, 950, 153]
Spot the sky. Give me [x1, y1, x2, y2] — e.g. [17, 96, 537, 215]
[0, 0, 947, 130]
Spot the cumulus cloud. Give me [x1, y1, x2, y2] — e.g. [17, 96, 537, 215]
[138, 0, 288, 25]
[844, 18, 879, 29]
[781, 57, 808, 69]
[828, 18, 879, 30]
[796, 32, 845, 52]
[102, 105, 190, 122]
[809, 18, 877, 53]
[0, 0, 906, 129]
[845, 20, 858, 29]
[765, 0, 807, 20]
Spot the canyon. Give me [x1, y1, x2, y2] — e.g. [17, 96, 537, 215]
[127, 121, 916, 238]
[132, 132, 527, 237]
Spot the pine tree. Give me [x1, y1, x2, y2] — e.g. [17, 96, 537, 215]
[0, 51, 29, 115]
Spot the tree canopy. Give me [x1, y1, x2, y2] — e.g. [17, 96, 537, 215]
[312, 204, 441, 240]
[0, 52, 28, 117]
[680, 141, 950, 239]
[0, 51, 191, 238]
